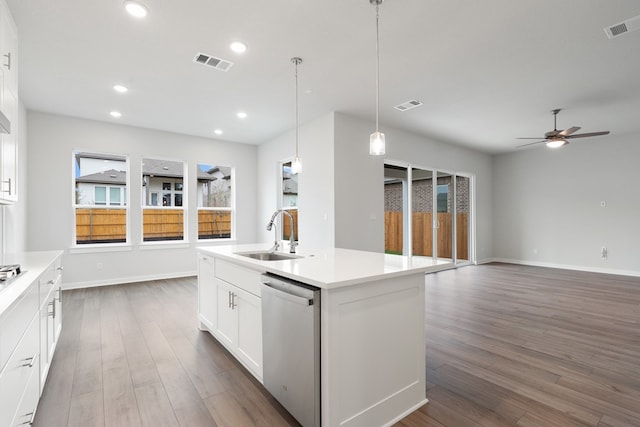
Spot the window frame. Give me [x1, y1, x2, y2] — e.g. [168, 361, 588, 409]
[72, 150, 130, 247]
[197, 163, 235, 242]
[141, 156, 188, 244]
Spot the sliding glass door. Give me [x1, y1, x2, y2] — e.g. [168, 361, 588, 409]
[384, 162, 473, 266]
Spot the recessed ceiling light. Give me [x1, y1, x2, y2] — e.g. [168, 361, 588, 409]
[124, 1, 148, 18]
[110, 111, 122, 118]
[214, 129, 223, 135]
[113, 84, 128, 93]
[237, 112, 247, 119]
[230, 41, 247, 54]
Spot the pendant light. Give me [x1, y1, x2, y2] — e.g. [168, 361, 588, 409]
[291, 57, 303, 174]
[369, 0, 385, 156]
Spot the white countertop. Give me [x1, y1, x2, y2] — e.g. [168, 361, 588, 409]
[198, 243, 449, 289]
[0, 251, 63, 316]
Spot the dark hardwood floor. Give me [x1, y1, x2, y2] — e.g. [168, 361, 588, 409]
[33, 263, 640, 427]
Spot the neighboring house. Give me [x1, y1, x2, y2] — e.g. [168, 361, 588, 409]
[141, 158, 185, 207]
[75, 153, 127, 206]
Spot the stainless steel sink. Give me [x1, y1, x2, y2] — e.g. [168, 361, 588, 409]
[236, 251, 303, 261]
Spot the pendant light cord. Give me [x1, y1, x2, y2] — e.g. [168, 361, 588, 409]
[375, 3, 380, 133]
[295, 59, 299, 157]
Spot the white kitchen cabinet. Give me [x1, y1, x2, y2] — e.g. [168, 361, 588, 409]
[214, 278, 236, 348]
[38, 258, 63, 389]
[197, 254, 216, 331]
[0, 252, 63, 427]
[197, 252, 263, 381]
[0, 0, 18, 204]
[0, 88, 17, 203]
[214, 278, 263, 380]
[0, 314, 39, 427]
[233, 285, 262, 378]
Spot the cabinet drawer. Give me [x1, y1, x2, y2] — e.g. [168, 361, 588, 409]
[0, 316, 39, 427]
[10, 359, 39, 427]
[38, 257, 62, 307]
[0, 282, 38, 370]
[214, 259, 262, 297]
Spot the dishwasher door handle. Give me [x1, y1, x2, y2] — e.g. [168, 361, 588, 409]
[261, 282, 314, 306]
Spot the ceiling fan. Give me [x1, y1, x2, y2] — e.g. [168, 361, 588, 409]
[517, 109, 610, 148]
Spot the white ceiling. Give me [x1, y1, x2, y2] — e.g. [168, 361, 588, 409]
[7, 0, 640, 154]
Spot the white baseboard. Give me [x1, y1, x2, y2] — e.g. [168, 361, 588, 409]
[63, 270, 197, 290]
[489, 258, 640, 278]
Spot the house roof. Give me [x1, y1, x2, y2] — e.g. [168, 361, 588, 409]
[76, 169, 126, 185]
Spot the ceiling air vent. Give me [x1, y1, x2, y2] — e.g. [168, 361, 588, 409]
[604, 14, 640, 39]
[394, 99, 423, 112]
[193, 52, 234, 71]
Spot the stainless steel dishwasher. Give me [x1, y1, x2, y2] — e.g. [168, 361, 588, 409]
[260, 273, 320, 427]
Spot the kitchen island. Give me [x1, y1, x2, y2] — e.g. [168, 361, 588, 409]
[197, 243, 448, 427]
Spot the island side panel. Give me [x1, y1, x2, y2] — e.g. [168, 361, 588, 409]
[321, 273, 427, 427]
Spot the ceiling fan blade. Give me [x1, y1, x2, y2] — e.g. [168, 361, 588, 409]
[565, 131, 610, 139]
[516, 137, 545, 140]
[559, 126, 581, 136]
[517, 140, 547, 148]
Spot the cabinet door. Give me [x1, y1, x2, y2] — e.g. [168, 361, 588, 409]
[0, 88, 17, 203]
[214, 279, 236, 349]
[235, 287, 263, 380]
[0, 2, 17, 93]
[197, 255, 216, 330]
[11, 361, 38, 427]
[0, 317, 38, 427]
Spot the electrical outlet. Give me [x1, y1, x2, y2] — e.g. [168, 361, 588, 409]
[601, 247, 608, 259]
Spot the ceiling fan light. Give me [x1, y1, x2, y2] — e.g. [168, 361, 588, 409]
[546, 138, 567, 148]
[370, 131, 385, 155]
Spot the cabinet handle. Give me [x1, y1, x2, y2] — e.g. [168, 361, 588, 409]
[48, 300, 56, 318]
[56, 286, 62, 302]
[18, 411, 35, 425]
[3, 52, 10, 70]
[48, 279, 55, 286]
[57, 266, 64, 271]
[21, 353, 38, 368]
[2, 178, 11, 195]
[231, 292, 237, 309]
[228, 291, 232, 308]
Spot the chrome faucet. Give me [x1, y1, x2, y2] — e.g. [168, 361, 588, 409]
[266, 209, 297, 254]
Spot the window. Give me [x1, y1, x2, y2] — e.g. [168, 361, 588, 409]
[142, 158, 186, 242]
[197, 163, 233, 240]
[74, 151, 128, 244]
[281, 161, 298, 241]
[437, 184, 449, 213]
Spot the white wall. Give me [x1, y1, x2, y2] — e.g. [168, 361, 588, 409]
[333, 113, 494, 261]
[26, 112, 257, 288]
[0, 99, 29, 260]
[493, 131, 640, 276]
[257, 112, 335, 248]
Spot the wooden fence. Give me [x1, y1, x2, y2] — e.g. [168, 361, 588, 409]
[198, 210, 231, 239]
[76, 208, 127, 244]
[142, 209, 184, 241]
[385, 211, 468, 260]
[76, 208, 233, 243]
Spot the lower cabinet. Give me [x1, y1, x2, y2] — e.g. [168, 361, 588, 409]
[0, 316, 39, 427]
[197, 254, 216, 331]
[197, 253, 263, 381]
[0, 251, 63, 427]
